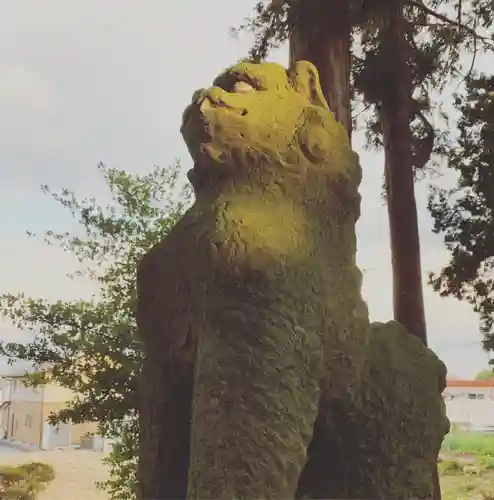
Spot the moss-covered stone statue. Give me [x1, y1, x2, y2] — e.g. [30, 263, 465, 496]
[137, 60, 449, 500]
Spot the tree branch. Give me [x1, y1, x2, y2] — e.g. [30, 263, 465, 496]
[406, 0, 493, 46]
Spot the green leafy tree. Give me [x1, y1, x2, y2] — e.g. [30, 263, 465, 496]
[429, 74, 494, 348]
[0, 161, 192, 500]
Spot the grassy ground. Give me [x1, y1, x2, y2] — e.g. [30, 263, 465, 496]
[440, 430, 494, 499]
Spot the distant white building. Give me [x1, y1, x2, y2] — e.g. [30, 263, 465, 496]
[0, 362, 97, 450]
[444, 379, 494, 431]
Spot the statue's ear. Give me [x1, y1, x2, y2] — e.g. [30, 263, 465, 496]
[289, 61, 329, 110]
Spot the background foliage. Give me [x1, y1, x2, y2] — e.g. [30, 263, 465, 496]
[0, 161, 192, 499]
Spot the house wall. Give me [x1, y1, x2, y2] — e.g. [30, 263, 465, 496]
[70, 422, 99, 445]
[42, 401, 72, 424]
[41, 402, 98, 446]
[43, 422, 72, 449]
[0, 379, 12, 436]
[0, 378, 11, 402]
[42, 382, 99, 443]
[446, 398, 494, 427]
[444, 384, 494, 428]
[0, 409, 8, 435]
[5, 379, 46, 448]
[2, 379, 98, 449]
[444, 386, 494, 400]
[43, 383, 79, 403]
[9, 379, 43, 403]
[6, 400, 43, 448]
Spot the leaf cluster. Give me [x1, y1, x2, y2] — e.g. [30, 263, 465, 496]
[428, 75, 494, 339]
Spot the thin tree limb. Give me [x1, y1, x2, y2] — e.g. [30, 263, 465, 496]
[454, 17, 480, 93]
[406, 0, 493, 46]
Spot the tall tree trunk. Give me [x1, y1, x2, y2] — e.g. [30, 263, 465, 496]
[378, 2, 440, 498]
[289, 0, 352, 139]
[379, 1, 427, 344]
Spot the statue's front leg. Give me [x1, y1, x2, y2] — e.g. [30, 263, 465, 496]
[187, 300, 324, 500]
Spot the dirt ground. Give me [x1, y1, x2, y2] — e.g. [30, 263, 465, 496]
[2, 444, 492, 500]
[0, 446, 109, 499]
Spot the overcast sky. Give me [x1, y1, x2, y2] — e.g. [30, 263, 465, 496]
[0, 0, 489, 378]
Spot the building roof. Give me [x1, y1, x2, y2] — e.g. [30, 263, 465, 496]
[447, 379, 494, 388]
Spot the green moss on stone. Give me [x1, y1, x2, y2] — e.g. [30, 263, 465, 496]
[297, 321, 449, 499]
[138, 60, 448, 500]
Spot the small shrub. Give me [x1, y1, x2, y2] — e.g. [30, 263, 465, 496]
[0, 462, 55, 500]
[2, 485, 38, 500]
[0, 467, 25, 483]
[17, 462, 55, 483]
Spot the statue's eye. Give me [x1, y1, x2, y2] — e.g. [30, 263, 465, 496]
[232, 81, 255, 93]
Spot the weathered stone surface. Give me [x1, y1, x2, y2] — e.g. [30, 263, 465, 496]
[297, 321, 450, 499]
[137, 60, 448, 500]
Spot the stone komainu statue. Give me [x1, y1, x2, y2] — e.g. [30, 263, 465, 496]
[137, 61, 449, 500]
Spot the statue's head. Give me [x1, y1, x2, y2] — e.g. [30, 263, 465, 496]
[181, 60, 359, 195]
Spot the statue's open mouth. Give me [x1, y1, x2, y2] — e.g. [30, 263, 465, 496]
[180, 74, 256, 171]
[182, 95, 247, 131]
[181, 74, 255, 132]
